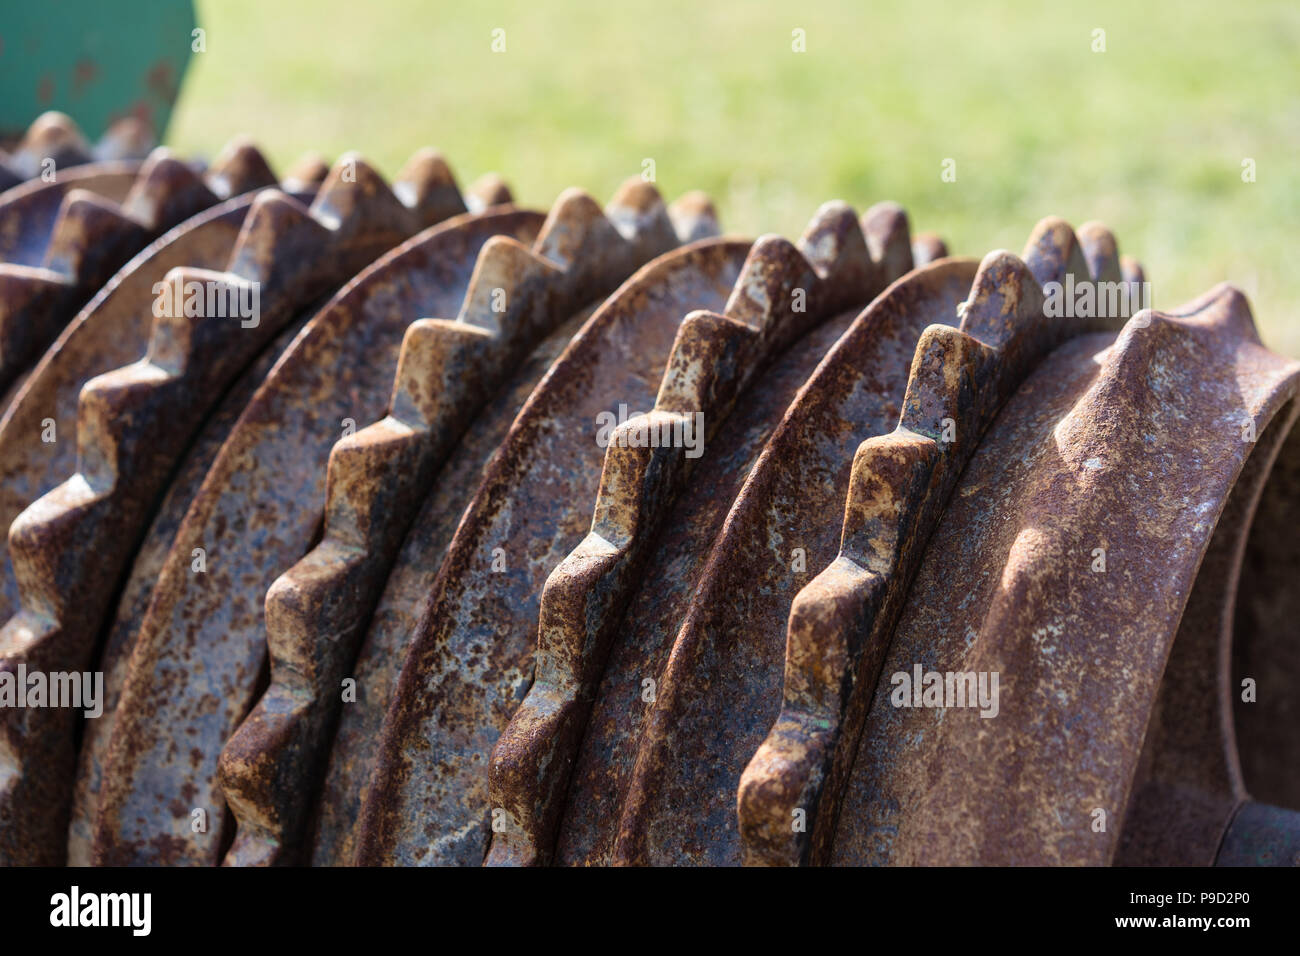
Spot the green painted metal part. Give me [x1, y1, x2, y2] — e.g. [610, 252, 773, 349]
[0, 0, 195, 142]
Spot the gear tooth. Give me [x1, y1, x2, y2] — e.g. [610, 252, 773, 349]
[654, 309, 754, 412]
[41, 190, 147, 279]
[899, 324, 997, 438]
[227, 190, 331, 286]
[534, 188, 617, 268]
[1177, 282, 1259, 339]
[0, 144, 503, 865]
[1021, 215, 1090, 291]
[1059, 290, 1269, 456]
[957, 249, 1043, 347]
[146, 267, 247, 373]
[282, 152, 330, 190]
[121, 149, 220, 231]
[465, 172, 513, 211]
[606, 178, 678, 251]
[487, 202, 921, 866]
[310, 153, 409, 236]
[19, 111, 87, 152]
[205, 137, 278, 199]
[92, 115, 155, 162]
[862, 200, 913, 281]
[204, 182, 708, 866]
[667, 190, 720, 243]
[844, 431, 942, 579]
[1019, 218, 1136, 329]
[535, 181, 686, 278]
[395, 146, 455, 190]
[1097, 286, 1261, 387]
[798, 201, 873, 294]
[6, 494, 98, 628]
[912, 232, 948, 265]
[11, 111, 93, 176]
[723, 234, 818, 334]
[393, 147, 468, 222]
[741, 218, 1148, 866]
[455, 236, 562, 336]
[608, 176, 665, 215]
[1077, 220, 1123, 284]
[8, 192, 149, 382]
[386, 319, 496, 429]
[1076, 220, 1146, 322]
[1121, 254, 1145, 287]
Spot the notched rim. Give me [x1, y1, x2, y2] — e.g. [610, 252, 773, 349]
[738, 217, 1143, 866]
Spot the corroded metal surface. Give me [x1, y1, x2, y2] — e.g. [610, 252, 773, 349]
[98, 207, 537, 869]
[216, 181, 717, 867]
[62, 157, 503, 866]
[65, 305, 322, 866]
[0, 152, 481, 865]
[0, 140, 280, 400]
[486, 201, 921, 865]
[85, 158, 512, 868]
[0, 111, 153, 193]
[826, 285, 1298, 865]
[1114, 388, 1294, 866]
[314, 303, 596, 865]
[606, 257, 978, 866]
[0, 163, 141, 269]
[739, 219, 1143, 865]
[0, 159, 326, 632]
[0, 117, 1293, 869]
[1216, 802, 1300, 866]
[342, 229, 741, 867]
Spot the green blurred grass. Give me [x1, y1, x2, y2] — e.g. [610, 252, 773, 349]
[170, 0, 1300, 353]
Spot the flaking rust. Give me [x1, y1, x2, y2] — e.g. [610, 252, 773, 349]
[84, 153, 507, 868]
[607, 256, 978, 866]
[62, 153, 500, 866]
[539, 212, 952, 868]
[827, 284, 1298, 865]
[0, 113, 1293, 870]
[0, 111, 154, 193]
[739, 219, 1143, 866]
[336, 210, 736, 867]
[218, 180, 717, 867]
[0, 151, 471, 865]
[1, 164, 140, 273]
[316, 303, 591, 865]
[0, 139, 282, 400]
[486, 200, 929, 866]
[99, 204, 537, 870]
[0, 148, 325, 632]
